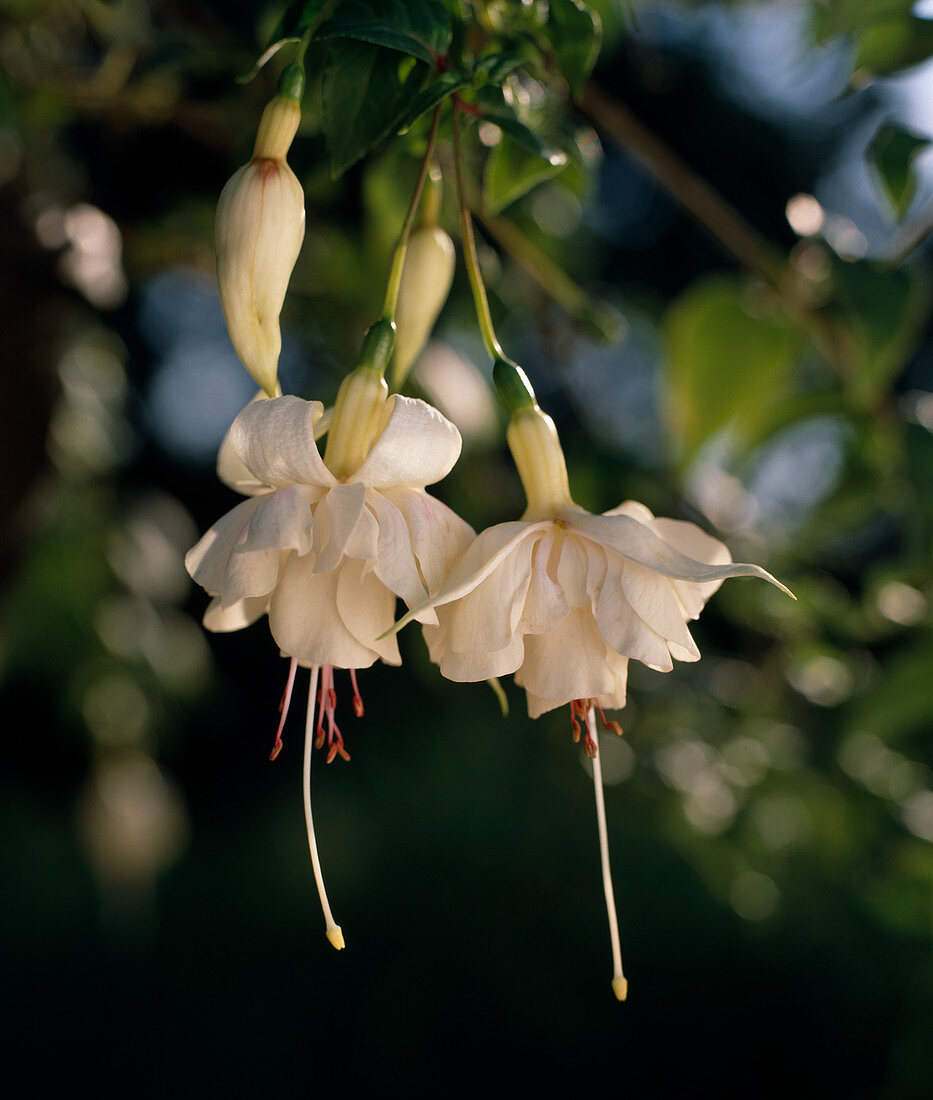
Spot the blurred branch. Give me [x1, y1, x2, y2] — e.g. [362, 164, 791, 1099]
[577, 82, 784, 288]
[576, 81, 854, 383]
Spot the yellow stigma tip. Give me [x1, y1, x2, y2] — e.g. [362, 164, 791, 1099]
[326, 926, 346, 951]
[612, 976, 628, 1002]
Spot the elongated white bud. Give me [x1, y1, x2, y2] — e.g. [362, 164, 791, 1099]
[391, 225, 455, 384]
[215, 95, 305, 397]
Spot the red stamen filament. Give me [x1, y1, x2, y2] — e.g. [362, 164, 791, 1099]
[270, 656, 299, 761]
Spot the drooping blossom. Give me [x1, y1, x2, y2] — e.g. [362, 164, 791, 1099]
[393, 391, 791, 999]
[215, 74, 306, 397]
[186, 372, 473, 946]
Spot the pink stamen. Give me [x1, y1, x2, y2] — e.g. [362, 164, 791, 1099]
[570, 698, 599, 758]
[270, 656, 299, 761]
[314, 665, 353, 763]
[350, 668, 364, 718]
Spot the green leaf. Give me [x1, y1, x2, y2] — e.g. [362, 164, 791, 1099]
[472, 52, 526, 88]
[544, 0, 602, 95]
[483, 132, 566, 214]
[395, 70, 467, 133]
[812, 0, 913, 41]
[663, 277, 802, 463]
[866, 121, 931, 220]
[318, 0, 451, 65]
[323, 40, 428, 176]
[832, 258, 930, 407]
[854, 16, 933, 75]
[268, 0, 341, 45]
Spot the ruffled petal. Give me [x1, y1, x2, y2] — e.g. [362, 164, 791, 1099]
[222, 547, 281, 608]
[617, 561, 701, 658]
[240, 486, 313, 554]
[595, 556, 674, 672]
[313, 482, 367, 574]
[445, 531, 538, 654]
[382, 486, 475, 594]
[185, 496, 264, 595]
[336, 557, 401, 665]
[425, 618, 525, 683]
[229, 396, 337, 490]
[351, 395, 461, 489]
[649, 516, 732, 618]
[516, 608, 615, 703]
[268, 553, 378, 669]
[518, 533, 570, 635]
[203, 593, 269, 632]
[365, 492, 430, 613]
[572, 509, 791, 594]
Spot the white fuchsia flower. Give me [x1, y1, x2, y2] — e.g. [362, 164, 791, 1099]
[393, 389, 792, 999]
[186, 367, 473, 947]
[215, 79, 306, 397]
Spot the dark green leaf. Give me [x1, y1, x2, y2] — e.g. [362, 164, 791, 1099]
[663, 277, 803, 462]
[545, 0, 602, 95]
[318, 0, 451, 65]
[323, 40, 428, 176]
[268, 0, 342, 45]
[483, 132, 567, 214]
[832, 258, 930, 406]
[867, 121, 931, 220]
[472, 52, 526, 88]
[395, 70, 467, 133]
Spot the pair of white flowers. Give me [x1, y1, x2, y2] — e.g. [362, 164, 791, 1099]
[199, 81, 789, 995]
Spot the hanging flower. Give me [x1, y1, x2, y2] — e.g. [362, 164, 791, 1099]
[215, 78, 306, 397]
[392, 393, 792, 998]
[186, 368, 473, 947]
[401, 403, 790, 718]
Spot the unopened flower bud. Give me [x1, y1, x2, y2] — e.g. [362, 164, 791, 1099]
[391, 225, 456, 384]
[215, 94, 305, 397]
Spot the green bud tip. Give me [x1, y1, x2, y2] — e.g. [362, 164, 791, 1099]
[276, 62, 305, 102]
[493, 357, 536, 414]
[357, 318, 397, 376]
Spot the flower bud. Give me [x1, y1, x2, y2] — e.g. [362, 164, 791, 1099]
[215, 94, 305, 397]
[391, 225, 456, 385]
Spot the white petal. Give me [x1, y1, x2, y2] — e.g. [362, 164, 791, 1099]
[365, 492, 429, 612]
[518, 533, 570, 635]
[351, 395, 461, 488]
[313, 482, 367, 574]
[595, 557, 674, 672]
[426, 617, 525, 683]
[382, 486, 475, 594]
[229, 396, 337, 490]
[336, 558, 401, 665]
[203, 594, 269, 632]
[573, 510, 791, 593]
[555, 531, 591, 607]
[240, 486, 313, 553]
[222, 547, 281, 607]
[516, 607, 615, 704]
[185, 496, 264, 594]
[650, 516, 732, 618]
[445, 531, 537, 653]
[617, 561, 701, 657]
[268, 553, 378, 669]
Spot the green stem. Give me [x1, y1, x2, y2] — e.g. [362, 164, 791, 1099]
[382, 105, 443, 323]
[450, 99, 505, 361]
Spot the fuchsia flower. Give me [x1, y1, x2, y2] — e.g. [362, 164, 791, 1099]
[394, 396, 791, 998]
[186, 377, 472, 946]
